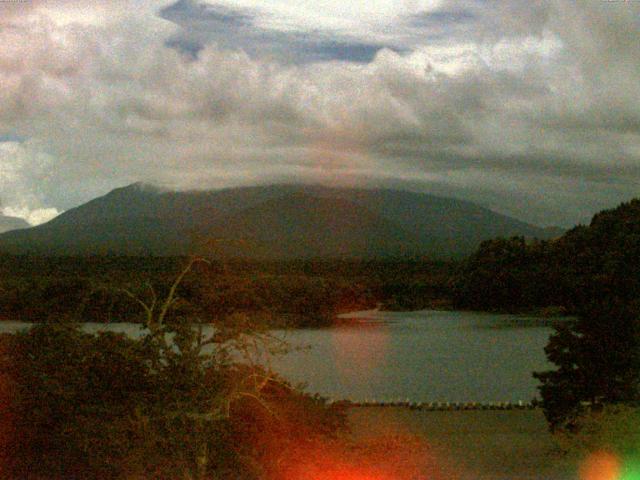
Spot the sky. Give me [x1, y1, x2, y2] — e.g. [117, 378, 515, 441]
[0, 0, 639, 227]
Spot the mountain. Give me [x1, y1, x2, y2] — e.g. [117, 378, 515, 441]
[0, 215, 29, 234]
[0, 183, 561, 259]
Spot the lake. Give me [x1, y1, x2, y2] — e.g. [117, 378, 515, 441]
[0, 310, 559, 403]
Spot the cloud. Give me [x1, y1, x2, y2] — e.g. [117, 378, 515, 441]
[160, 0, 404, 63]
[0, 141, 61, 225]
[0, 0, 638, 227]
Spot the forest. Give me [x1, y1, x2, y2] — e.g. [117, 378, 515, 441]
[452, 199, 640, 314]
[7, 200, 638, 327]
[0, 256, 455, 328]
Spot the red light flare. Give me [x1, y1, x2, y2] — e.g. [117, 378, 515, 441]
[288, 464, 391, 480]
[277, 432, 450, 480]
[580, 450, 621, 480]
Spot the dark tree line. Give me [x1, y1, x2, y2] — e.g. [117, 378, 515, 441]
[453, 199, 640, 314]
[0, 257, 456, 327]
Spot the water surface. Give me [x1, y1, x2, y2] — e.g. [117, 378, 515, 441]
[270, 310, 557, 403]
[0, 310, 559, 402]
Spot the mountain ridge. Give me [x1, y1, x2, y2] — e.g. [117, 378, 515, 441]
[0, 215, 29, 234]
[0, 183, 563, 258]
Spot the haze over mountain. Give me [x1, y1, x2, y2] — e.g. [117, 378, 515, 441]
[0, 215, 29, 234]
[0, 184, 563, 259]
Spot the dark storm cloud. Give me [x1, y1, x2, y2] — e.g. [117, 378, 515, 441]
[408, 8, 476, 28]
[160, 0, 400, 63]
[0, 0, 639, 227]
[397, 0, 552, 48]
[161, 0, 253, 26]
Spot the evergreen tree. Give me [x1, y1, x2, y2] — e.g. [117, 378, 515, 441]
[534, 298, 640, 431]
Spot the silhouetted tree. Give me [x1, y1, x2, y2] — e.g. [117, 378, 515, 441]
[534, 298, 640, 432]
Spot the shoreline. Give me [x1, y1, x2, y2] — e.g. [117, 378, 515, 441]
[333, 399, 538, 410]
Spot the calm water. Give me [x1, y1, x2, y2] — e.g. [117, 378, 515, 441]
[0, 310, 559, 403]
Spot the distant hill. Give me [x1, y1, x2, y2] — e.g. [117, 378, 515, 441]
[0, 215, 29, 234]
[0, 183, 561, 259]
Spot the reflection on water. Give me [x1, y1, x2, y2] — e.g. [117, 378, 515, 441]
[271, 310, 561, 403]
[0, 310, 563, 402]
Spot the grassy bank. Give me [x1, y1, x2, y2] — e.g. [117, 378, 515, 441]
[346, 407, 580, 480]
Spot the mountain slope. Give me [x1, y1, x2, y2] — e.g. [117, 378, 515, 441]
[0, 183, 561, 258]
[204, 192, 421, 258]
[0, 215, 29, 234]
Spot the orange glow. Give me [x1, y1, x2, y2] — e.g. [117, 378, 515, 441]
[291, 465, 391, 480]
[276, 431, 448, 480]
[580, 451, 621, 480]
